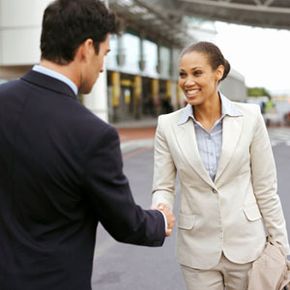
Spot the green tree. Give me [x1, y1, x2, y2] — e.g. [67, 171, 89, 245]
[247, 87, 271, 98]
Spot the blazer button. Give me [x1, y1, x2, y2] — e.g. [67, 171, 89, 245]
[212, 188, 218, 194]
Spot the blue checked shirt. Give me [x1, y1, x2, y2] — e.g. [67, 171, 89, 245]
[178, 94, 242, 181]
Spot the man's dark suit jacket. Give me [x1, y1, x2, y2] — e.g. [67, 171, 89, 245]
[0, 70, 165, 290]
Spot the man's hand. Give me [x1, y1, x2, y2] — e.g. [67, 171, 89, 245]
[155, 203, 175, 236]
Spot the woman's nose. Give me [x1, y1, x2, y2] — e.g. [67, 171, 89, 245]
[184, 77, 195, 87]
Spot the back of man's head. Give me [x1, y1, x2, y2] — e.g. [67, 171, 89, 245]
[40, 0, 119, 65]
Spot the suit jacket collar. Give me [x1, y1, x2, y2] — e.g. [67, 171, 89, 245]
[32, 64, 78, 95]
[21, 70, 77, 100]
[176, 119, 216, 187]
[215, 114, 243, 182]
[175, 94, 244, 187]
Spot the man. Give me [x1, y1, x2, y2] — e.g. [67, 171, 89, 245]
[0, 0, 174, 289]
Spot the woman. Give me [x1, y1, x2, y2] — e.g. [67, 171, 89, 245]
[151, 41, 289, 290]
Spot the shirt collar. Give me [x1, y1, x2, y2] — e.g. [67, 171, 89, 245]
[32, 64, 78, 95]
[178, 93, 242, 125]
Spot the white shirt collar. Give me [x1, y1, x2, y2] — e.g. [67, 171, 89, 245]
[32, 64, 78, 95]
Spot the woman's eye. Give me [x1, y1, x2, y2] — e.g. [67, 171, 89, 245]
[193, 70, 202, 76]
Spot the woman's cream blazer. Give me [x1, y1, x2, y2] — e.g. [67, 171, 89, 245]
[152, 100, 289, 269]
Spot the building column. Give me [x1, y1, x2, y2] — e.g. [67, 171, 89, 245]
[133, 75, 142, 119]
[170, 81, 178, 109]
[83, 72, 109, 122]
[83, 0, 110, 122]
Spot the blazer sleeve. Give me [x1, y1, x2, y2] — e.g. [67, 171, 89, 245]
[83, 125, 165, 247]
[152, 115, 177, 211]
[250, 107, 290, 254]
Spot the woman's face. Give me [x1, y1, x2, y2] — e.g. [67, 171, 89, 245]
[178, 51, 224, 106]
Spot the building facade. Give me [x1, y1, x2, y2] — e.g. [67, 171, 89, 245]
[0, 0, 247, 124]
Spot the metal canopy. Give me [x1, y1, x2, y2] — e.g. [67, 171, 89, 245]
[110, 0, 290, 48]
[176, 0, 290, 30]
[109, 0, 193, 48]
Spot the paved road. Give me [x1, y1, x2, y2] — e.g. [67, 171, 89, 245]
[268, 127, 290, 147]
[92, 127, 290, 290]
[268, 127, 290, 239]
[91, 146, 185, 290]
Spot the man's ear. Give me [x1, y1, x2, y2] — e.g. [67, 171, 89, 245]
[75, 38, 94, 62]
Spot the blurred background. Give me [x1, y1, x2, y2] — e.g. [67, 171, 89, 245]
[1, 0, 290, 126]
[1, 1, 290, 289]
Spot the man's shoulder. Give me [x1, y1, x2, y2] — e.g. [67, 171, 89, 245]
[0, 79, 22, 94]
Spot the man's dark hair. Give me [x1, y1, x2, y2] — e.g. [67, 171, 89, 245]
[40, 0, 120, 64]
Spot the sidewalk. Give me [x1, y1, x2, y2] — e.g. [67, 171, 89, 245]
[112, 119, 157, 154]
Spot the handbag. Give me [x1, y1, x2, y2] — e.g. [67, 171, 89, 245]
[248, 241, 290, 290]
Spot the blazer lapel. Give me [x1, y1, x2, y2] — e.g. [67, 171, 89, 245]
[215, 115, 243, 182]
[176, 120, 215, 187]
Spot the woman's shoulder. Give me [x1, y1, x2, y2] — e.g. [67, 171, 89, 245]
[159, 106, 189, 119]
[231, 101, 261, 115]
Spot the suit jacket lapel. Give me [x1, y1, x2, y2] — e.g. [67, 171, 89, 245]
[176, 120, 215, 187]
[215, 115, 243, 182]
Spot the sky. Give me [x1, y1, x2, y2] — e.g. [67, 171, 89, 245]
[214, 22, 290, 96]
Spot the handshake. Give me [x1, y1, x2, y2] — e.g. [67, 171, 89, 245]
[152, 203, 175, 237]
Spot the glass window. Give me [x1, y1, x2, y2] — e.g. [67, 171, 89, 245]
[106, 34, 118, 70]
[160, 46, 171, 78]
[122, 33, 140, 74]
[143, 40, 158, 77]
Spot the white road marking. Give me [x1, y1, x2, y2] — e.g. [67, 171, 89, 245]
[271, 140, 281, 146]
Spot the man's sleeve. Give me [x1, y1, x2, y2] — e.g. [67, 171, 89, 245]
[83, 125, 165, 246]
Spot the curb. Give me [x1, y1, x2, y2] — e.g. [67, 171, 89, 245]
[120, 138, 154, 154]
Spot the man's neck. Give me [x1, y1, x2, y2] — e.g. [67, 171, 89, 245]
[40, 59, 80, 88]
